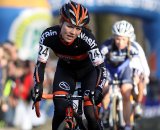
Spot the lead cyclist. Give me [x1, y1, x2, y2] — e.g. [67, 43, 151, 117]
[31, 1, 109, 130]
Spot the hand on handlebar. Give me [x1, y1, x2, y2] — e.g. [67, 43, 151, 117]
[31, 84, 43, 103]
[94, 87, 103, 105]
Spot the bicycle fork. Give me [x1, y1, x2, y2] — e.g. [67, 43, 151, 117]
[65, 105, 75, 129]
[117, 93, 125, 127]
[109, 92, 125, 128]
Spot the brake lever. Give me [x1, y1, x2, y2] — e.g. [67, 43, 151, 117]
[32, 93, 39, 110]
[32, 101, 36, 110]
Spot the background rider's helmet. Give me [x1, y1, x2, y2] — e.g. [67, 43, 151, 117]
[112, 20, 135, 40]
[60, 1, 90, 27]
[130, 33, 136, 42]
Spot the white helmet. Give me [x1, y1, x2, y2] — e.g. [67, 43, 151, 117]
[130, 33, 136, 42]
[112, 20, 134, 39]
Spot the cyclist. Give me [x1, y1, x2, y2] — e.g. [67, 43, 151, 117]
[100, 20, 139, 130]
[31, 1, 109, 130]
[129, 33, 150, 118]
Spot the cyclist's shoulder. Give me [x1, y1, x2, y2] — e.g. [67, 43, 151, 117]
[78, 27, 95, 40]
[78, 27, 98, 49]
[40, 25, 60, 45]
[41, 25, 60, 35]
[131, 41, 143, 51]
[103, 38, 113, 46]
[131, 41, 146, 56]
[101, 38, 113, 50]
[100, 38, 115, 56]
[130, 45, 139, 54]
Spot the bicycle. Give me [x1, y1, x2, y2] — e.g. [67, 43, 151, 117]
[107, 73, 125, 130]
[32, 88, 102, 130]
[104, 73, 138, 130]
[100, 52, 138, 130]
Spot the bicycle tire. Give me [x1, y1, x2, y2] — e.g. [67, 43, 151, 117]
[74, 113, 87, 130]
[112, 96, 118, 130]
[58, 121, 74, 130]
[58, 112, 87, 130]
[117, 98, 125, 128]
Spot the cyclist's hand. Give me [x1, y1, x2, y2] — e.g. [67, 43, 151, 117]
[94, 87, 103, 105]
[31, 84, 43, 102]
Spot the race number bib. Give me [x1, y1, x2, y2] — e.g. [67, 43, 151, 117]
[88, 48, 103, 66]
[38, 44, 49, 63]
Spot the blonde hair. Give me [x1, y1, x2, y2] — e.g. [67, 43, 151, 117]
[127, 39, 132, 59]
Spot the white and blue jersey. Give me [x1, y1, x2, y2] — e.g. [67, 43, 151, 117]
[101, 38, 138, 84]
[130, 41, 150, 77]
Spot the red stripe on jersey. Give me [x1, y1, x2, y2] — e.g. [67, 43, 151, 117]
[55, 53, 88, 61]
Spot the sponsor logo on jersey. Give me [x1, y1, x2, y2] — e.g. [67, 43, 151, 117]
[40, 30, 57, 44]
[98, 79, 106, 89]
[55, 53, 88, 61]
[78, 32, 96, 49]
[84, 90, 91, 97]
[56, 54, 74, 60]
[59, 81, 70, 91]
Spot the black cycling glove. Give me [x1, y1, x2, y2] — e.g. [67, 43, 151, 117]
[31, 84, 43, 102]
[94, 87, 103, 105]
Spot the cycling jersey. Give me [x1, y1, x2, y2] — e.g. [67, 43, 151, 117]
[33, 25, 108, 130]
[34, 25, 107, 90]
[131, 41, 150, 77]
[100, 38, 138, 83]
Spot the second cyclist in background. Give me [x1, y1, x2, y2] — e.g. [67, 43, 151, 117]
[101, 20, 139, 130]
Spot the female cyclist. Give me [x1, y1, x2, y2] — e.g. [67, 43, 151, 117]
[31, 1, 109, 130]
[129, 33, 150, 118]
[100, 20, 139, 130]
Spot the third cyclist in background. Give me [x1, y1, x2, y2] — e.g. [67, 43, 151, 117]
[129, 32, 150, 119]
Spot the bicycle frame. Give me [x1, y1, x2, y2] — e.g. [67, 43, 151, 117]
[108, 74, 125, 130]
[33, 92, 88, 130]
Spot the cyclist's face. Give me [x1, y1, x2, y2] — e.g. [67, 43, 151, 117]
[114, 35, 129, 50]
[60, 22, 82, 43]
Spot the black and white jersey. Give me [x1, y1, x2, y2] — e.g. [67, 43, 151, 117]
[34, 25, 107, 89]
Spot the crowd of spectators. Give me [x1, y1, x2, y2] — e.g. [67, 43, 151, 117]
[0, 41, 56, 130]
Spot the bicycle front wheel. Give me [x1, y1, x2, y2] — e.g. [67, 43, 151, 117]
[58, 120, 74, 130]
[112, 96, 118, 130]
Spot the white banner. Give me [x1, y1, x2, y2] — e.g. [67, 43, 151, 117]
[49, 0, 160, 13]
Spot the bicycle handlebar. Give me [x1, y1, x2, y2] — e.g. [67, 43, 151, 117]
[33, 93, 91, 118]
[108, 80, 122, 85]
[42, 93, 54, 99]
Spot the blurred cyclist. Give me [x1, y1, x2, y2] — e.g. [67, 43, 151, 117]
[129, 33, 150, 118]
[101, 20, 139, 130]
[31, 1, 109, 130]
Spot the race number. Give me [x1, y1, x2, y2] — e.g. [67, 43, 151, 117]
[88, 48, 103, 66]
[38, 44, 49, 63]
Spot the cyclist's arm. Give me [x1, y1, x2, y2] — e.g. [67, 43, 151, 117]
[34, 45, 49, 85]
[138, 47, 150, 77]
[80, 29, 109, 89]
[88, 47, 108, 89]
[132, 41, 150, 77]
[129, 46, 142, 73]
[33, 29, 52, 86]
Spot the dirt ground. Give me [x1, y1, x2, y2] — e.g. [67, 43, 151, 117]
[1, 117, 158, 130]
[0, 119, 52, 130]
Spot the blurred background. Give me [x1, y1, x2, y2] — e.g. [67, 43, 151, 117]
[0, 0, 160, 130]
